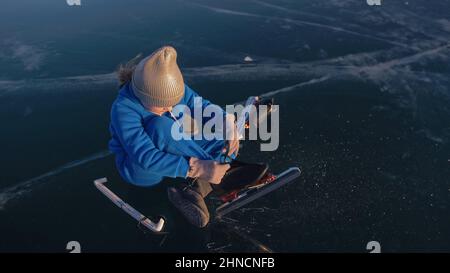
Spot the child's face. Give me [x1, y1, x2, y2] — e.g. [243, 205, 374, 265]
[147, 105, 173, 116]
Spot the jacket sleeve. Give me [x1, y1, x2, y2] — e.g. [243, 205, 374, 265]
[111, 103, 190, 178]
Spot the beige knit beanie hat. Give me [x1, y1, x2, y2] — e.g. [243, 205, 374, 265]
[131, 46, 185, 108]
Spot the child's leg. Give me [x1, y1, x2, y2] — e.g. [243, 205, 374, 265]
[144, 115, 214, 161]
[191, 178, 213, 197]
[145, 115, 237, 163]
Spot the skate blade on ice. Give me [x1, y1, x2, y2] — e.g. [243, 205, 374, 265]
[215, 167, 301, 218]
[94, 178, 166, 234]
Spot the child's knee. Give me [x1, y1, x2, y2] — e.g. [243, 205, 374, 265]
[144, 116, 174, 139]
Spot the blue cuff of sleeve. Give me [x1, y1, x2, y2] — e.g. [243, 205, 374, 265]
[176, 157, 190, 178]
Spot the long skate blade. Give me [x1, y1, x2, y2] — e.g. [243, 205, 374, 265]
[215, 167, 301, 218]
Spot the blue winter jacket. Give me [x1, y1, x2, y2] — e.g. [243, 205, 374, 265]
[108, 82, 221, 186]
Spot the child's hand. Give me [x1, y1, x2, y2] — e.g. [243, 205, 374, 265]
[187, 158, 230, 184]
[225, 129, 239, 157]
[223, 114, 239, 157]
